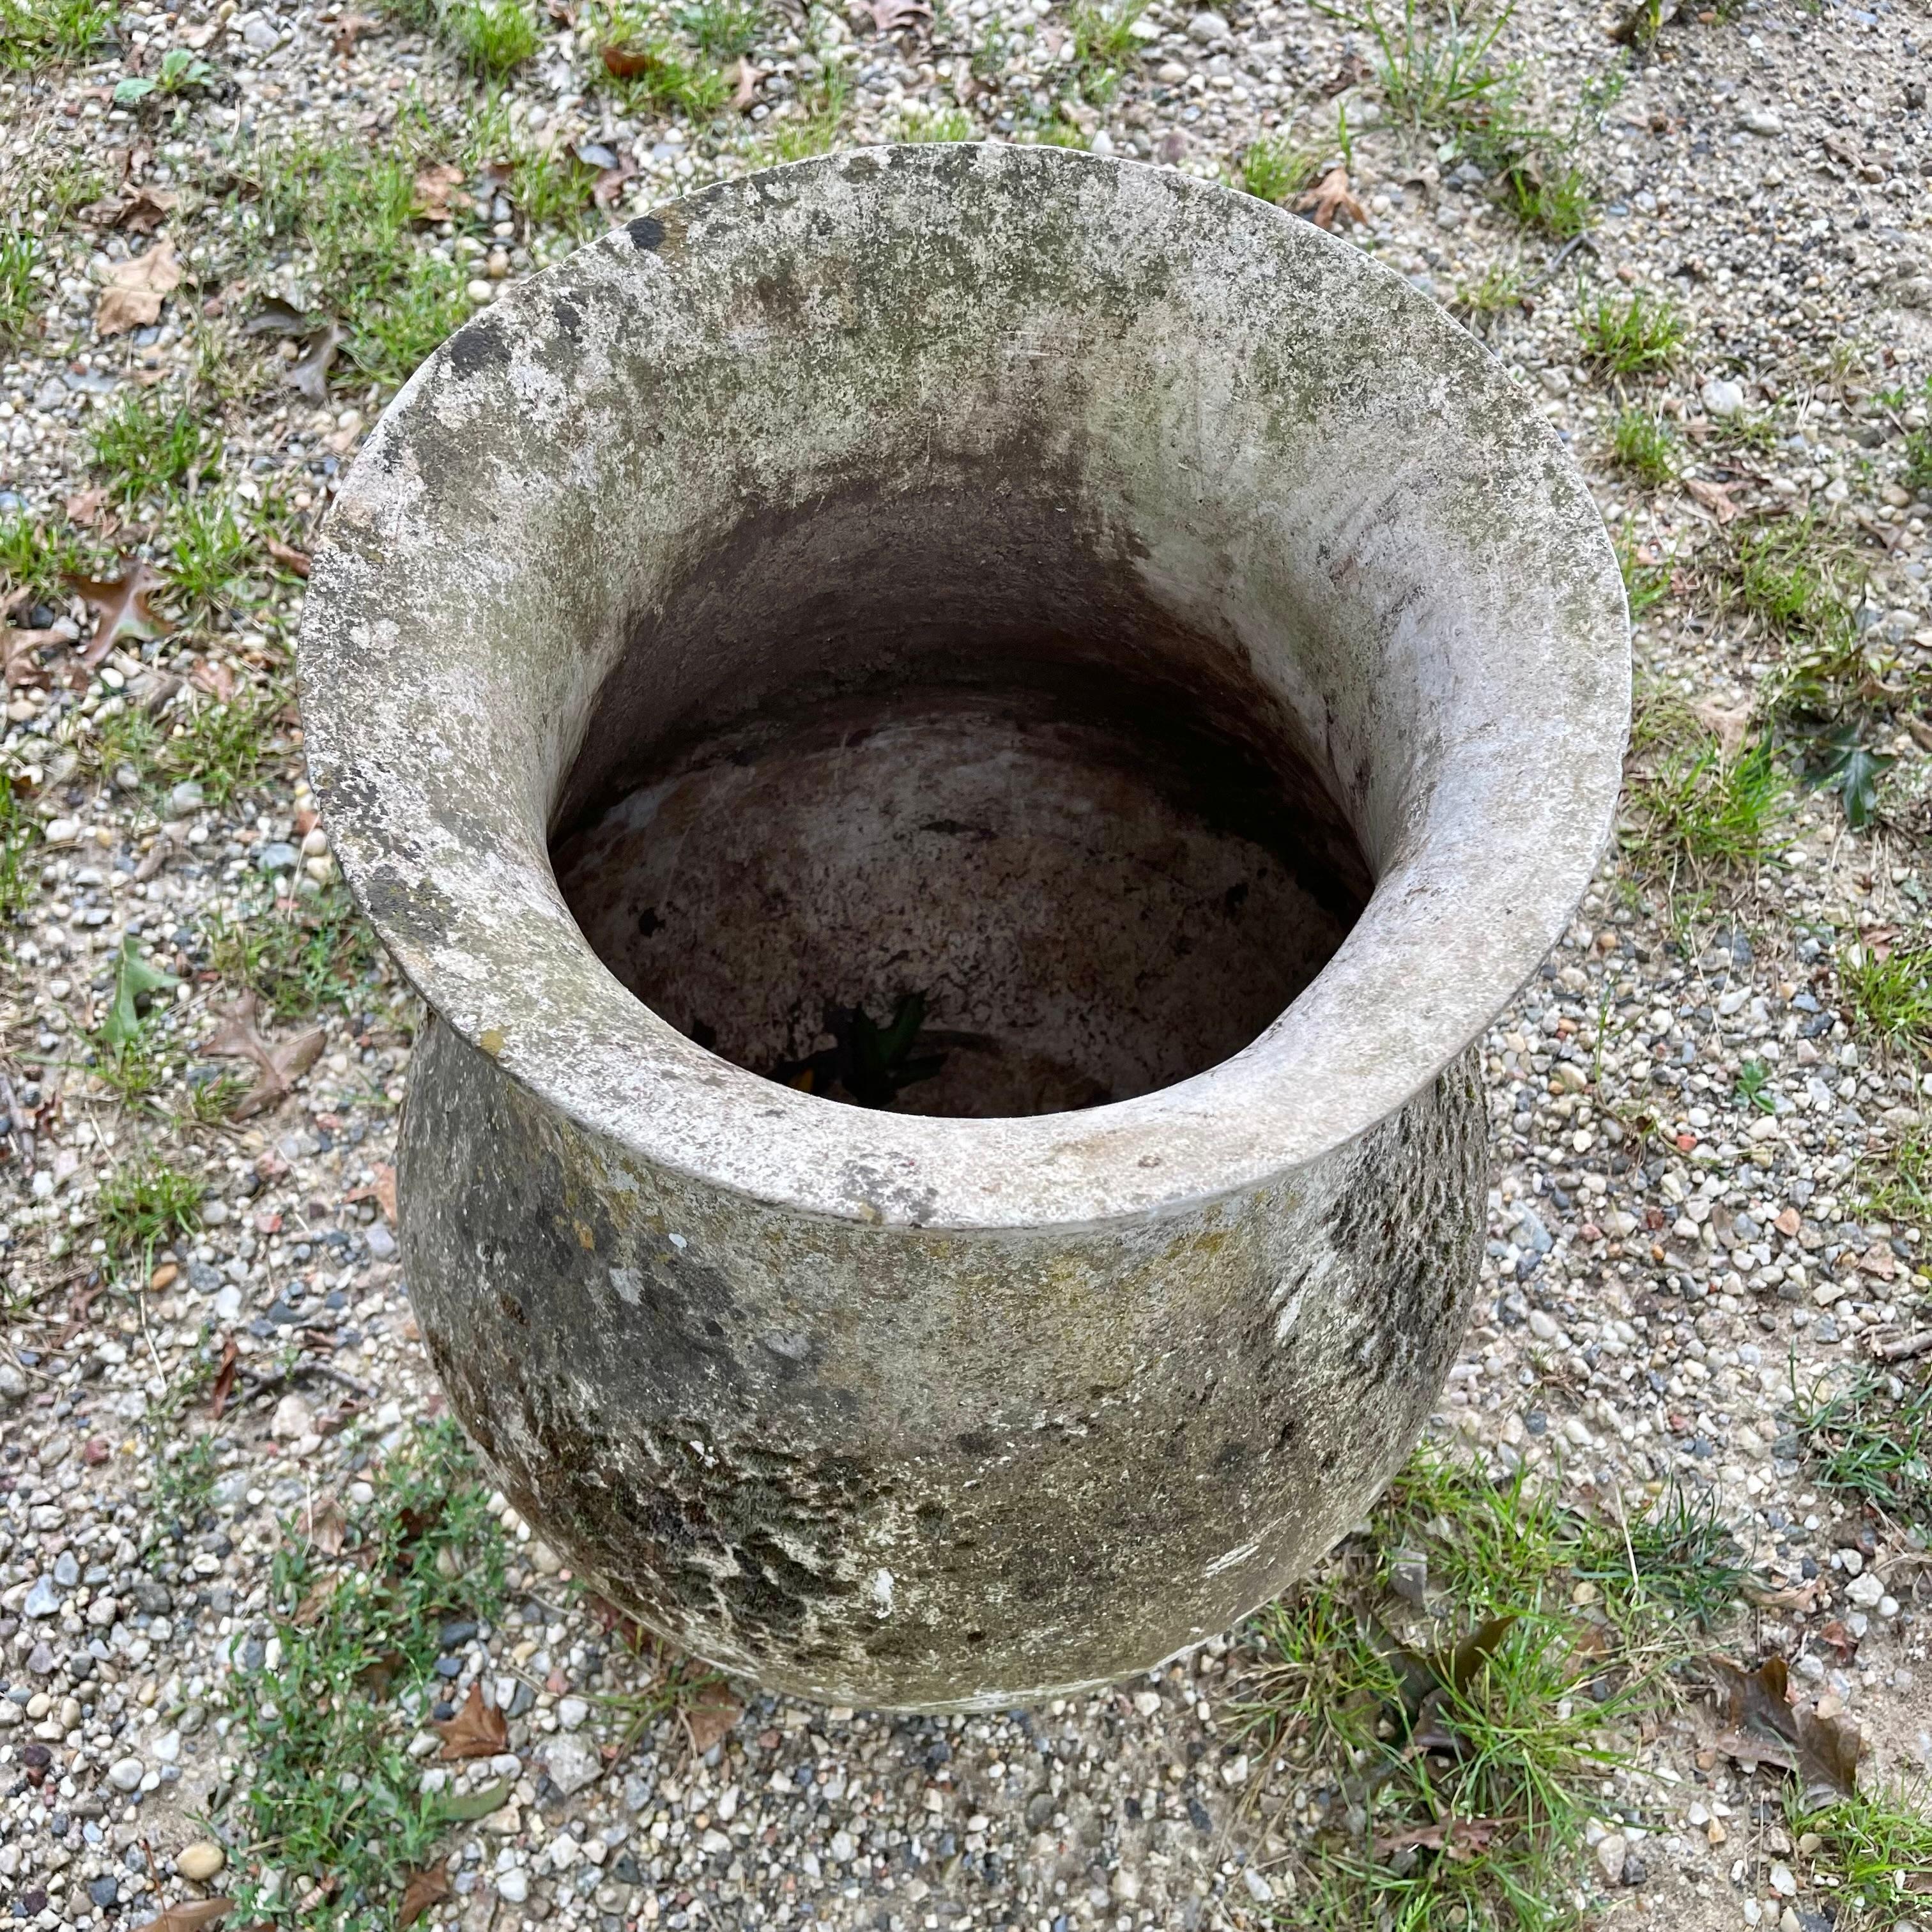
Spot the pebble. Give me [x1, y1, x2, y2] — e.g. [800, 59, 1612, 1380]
[107, 1757, 146, 1792]
[176, 1843, 227, 1882]
[544, 1733, 603, 1797]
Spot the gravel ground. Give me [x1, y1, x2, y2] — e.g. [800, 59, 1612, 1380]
[4, 0, 1932, 1928]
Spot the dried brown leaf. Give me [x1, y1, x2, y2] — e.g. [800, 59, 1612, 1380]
[199, 992, 326, 1119]
[285, 320, 344, 406]
[208, 1332, 239, 1419]
[332, 12, 381, 54]
[66, 559, 173, 663]
[601, 42, 655, 77]
[141, 1903, 235, 1932]
[680, 1681, 744, 1755]
[96, 239, 183, 336]
[1294, 165, 1368, 231]
[1374, 1815, 1506, 1860]
[869, 0, 930, 27]
[65, 486, 108, 525]
[732, 56, 758, 111]
[397, 1863, 451, 1929]
[436, 1680, 509, 1760]
[1690, 699, 1752, 765]
[3, 627, 61, 689]
[1684, 476, 1738, 525]
[264, 537, 312, 579]
[413, 162, 469, 222]
[306, 1494, 349, 1557]
[1704, 1654, 1863, 1802]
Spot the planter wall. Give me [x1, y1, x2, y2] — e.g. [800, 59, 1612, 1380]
[298, 144, 1629, 1712]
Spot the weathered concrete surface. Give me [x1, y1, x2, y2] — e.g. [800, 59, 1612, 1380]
[299, 145, 1629, 1708]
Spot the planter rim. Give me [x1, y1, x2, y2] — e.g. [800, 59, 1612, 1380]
[299, 144, 1630, 1232]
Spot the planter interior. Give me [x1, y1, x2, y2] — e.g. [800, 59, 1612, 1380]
[552, 528, 1375, 1119]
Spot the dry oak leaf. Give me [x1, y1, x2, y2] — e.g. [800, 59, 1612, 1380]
[868, 0, 931, 29]
[199, 990, 326, 1119]
[397, 1864, 452, 1930]
[64, 486, 108, 526]
[305, 1493, 349, 1557]
[413, 162, 468, 221]
[96, 238, 183, 337]
[331, 10, 380, 52]
[1703, 1653, 1863, 1805]
[680, 1681, 746, 1756]
[732, 56, 759, 111]
[190, 655, 235, 700]
[1295, 165, 1368, 231]
[436, 1680, 509, 1760]
[1684, 475, 1739, 525]
[141, 1903, 234, 1932]
[1690, 698, 1753, 765]
[3, 626, 62, 688]
[66, 560, 173, 664]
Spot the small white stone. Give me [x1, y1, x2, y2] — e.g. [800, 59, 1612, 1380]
[1846, 1572, 1885, 1608]
[176, 1843, 226, 1883]
[1596, 1832, 1627, 1885]
[556, 1696, 590, 1730]
[1768, 1862, 1797, 1897]
[271, 1392, 314, 1441]
[1701, 378, 1747, 418]
[107, 1756, 145, 1791]
[497, 1868, 529, 1905]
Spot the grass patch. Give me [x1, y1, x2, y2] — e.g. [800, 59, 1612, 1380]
[164, 682, 291, 806]
[1615, 523, 1675, 626]
[1328, 0, 1520, 136]
[1609, 408, 1678, 487]
[1577, 289, 1689, 376]
[897, 103, 976, 142]
[1499, 153, 1594, 238]
[1623, 732, 1791, 878]
[1791, 1364, 1932, 1533]
[98, 1155, 203, 1259]
[0, 775, 34, 919]
[1069, 0, 1147, 104]
[226, 1419, 509, 1931]
[767, 68, 851, 160]
[0, 0, 115, 68]
[1239, 132, 1320, 206]
[675, 0, 764, 58]
[1858, 1124, 1932, 1225]
[1792, 1782, 1932, 1925]
[166, 492, 254, 614]
[89, 392, 222, 507]
[447, 0, 541, 71]
[596, 1, 736, 117]
[1904, 425, 1932, 496]
[0, 510, 86, 598]
[1837, 934, 1932, 1063]
[0, 226, 40, 346]
[237, 137, 471, 394]
[1232, 1450, 1736, 1925]
[207, 885, 380, 1019]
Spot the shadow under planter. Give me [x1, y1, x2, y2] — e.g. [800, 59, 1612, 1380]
[298, 144, 1629, 1711]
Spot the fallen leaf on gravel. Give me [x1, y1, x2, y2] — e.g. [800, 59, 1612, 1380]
[141, 1903, 234, 1932]
[1684, 476, 1738, 525]
[348, 1162, 398, 1223]
[1374, 1816, 1506, 1860]
[732, 56, 759, 111]
[66, 559, 173, 663]
[305, 1493, 348, 1556]
[397, 1864, 451, 1929]
[65, 486, 107, 525]
[680, 1681, 745, 1755]
[264, 537, 312, 578]
[869, 0, 931, 26]
[286, 319, 344, 405]
[96, 239, 183, 335]
[208, 1333, 239, 1419]
[3, 627, 61, 688]
[1704, 1654, 1863, 1802]
[1690, 699, 1752, 764]
[1295, 165, 1368, 230]
[331, 11, 380, 53]
[242, 296, 314, 337]
[436, 1680, 509, 1759]
[413, 162, 468, 220]
[80, 186, 181, 232]
[199, 991, 326, 1118]
[190, 656, 235, 700]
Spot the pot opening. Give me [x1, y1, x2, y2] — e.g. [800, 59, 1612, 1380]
[549, 486, 1375, 1120]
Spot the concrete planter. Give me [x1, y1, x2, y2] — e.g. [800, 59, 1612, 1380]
[299, 146, 1628, 1711]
